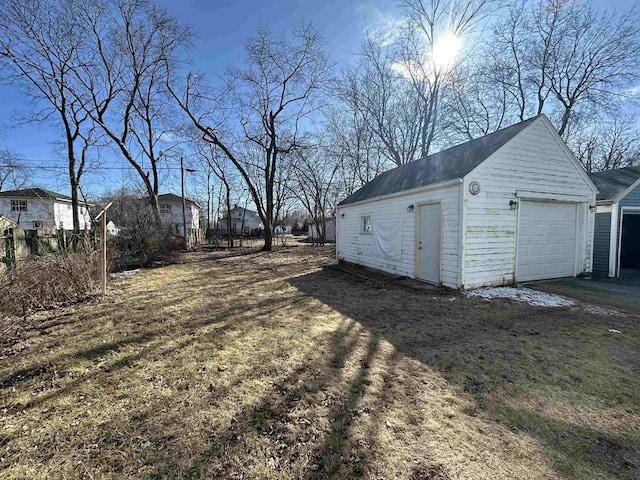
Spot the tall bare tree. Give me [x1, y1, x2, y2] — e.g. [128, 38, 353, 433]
[0, 0, 97, 247]
[443, 65, 513, 141]
[70, 0, 190, 223]
[169, 24, 330, 251]
[397, 0, 497, 156]
[338, 35, 423, 166]
[487, 0, 640, 137]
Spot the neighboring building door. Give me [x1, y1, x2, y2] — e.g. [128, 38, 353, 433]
[619, 210, 640, 270]
[516, 201, 577, 282]
[418, 203, 441, 284]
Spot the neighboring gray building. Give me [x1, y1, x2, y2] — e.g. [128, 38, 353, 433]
[590, 166, 640, 277]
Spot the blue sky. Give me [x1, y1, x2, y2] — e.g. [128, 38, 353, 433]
[0, 0, 637, 199]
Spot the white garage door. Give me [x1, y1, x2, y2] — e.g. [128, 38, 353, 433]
[517, 201, 577, 282]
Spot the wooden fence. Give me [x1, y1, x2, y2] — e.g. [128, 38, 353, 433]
[1, 228, 95, 268]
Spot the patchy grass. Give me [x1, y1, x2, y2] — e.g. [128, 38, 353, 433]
[533, 277, 640, 312]
[0, 242, 638, 479]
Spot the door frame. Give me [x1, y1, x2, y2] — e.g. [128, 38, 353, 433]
[414, 201, 443, 284]
[616, 206, 640, 276]
[514, 199, 581, 283]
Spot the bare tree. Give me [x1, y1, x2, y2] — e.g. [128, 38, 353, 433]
[570, 115, 640, 172]
[324, 107, 389, 196]
[487, 0, 640, 137]
[397, 0, 498, 156]
[289, 138, 341, 244]
[443, 65, 513, 141]
[337, 35, 423, 166]
[169, 23, 331, 251]
[70, 0, 191, 223]
[194, 143, 239, 246]
[336, 0, 495, 167]
[0, 0, 98, 247]
[0, 148, 28, 191]
[544, 1, 640, 136]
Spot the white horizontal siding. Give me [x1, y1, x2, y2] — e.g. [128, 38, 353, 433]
[336, 183, 462, 289]
[462, 117, 596, 288]
[55, 202, 92, 230]
[0, 199, 91, 230]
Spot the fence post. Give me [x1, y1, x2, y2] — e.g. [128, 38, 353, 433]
[95, 202, 113, 295]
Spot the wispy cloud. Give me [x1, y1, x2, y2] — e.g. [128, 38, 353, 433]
[359, 3, 406, 47]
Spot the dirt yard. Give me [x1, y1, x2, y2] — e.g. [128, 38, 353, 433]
[1, 241, 638, 479]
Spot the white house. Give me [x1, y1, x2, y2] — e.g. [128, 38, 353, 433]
[0, 188, 92, 231]
[158, 193, 202, 239]
[336, 115, 598, 289]
[219, 205, 262, 235]
[275, 225, 292, 235]
[589, 165, 640, 277]
[106, 220, 120, 237]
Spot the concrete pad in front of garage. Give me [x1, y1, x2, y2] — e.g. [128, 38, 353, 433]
[529, 273, 640, 314]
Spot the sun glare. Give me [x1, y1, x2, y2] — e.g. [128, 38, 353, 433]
[432, 33, 463, 72]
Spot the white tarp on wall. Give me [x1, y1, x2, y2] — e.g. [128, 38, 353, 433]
[373, 220, 402, 260]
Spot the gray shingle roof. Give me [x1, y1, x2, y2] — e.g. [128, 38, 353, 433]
[338, 116, 541, 206]
[158, 193, 201, 208]
[0, 188, 72, 201]
[589, 165, 640, 202]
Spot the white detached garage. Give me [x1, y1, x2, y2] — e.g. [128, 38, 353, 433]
[336, 115, 598, 289]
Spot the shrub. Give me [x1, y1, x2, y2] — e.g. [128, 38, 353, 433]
[106, 199, 173, 271]
[110, 223, 172, 271]
[0, 250, 100, 318]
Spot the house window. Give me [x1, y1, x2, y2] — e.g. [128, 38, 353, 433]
[33, 221, 43, 229]
[361, 215, 371, 234]
[243, 226, 249, 235]
[160, 204, 172, 214]
[11, 200, 27, 212]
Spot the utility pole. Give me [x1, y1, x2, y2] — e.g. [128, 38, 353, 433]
[181, 156, 188, 251]
[206, 167, 212, 240]
[180, 157, 197, 251]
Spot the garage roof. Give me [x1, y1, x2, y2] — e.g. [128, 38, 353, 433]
[589, 165, 640, 202]
[338, 115, 541, 206]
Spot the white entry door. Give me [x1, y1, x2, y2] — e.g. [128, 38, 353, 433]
[516, 201, 577, 282]
[419, 204, 441, 283]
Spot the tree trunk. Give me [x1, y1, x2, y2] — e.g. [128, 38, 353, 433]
[69, 176, 80, 251]
[263, 223, 273, 251]
[225, 188, 233, 248]
[148, 192, 161, 225]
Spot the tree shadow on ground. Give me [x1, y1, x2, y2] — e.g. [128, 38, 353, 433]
[288, 266, 640, 480]
[148, 321, 382, 479]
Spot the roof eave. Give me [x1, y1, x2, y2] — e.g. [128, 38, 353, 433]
[612, 175, 640, 204]
[338, 178, 463, 209]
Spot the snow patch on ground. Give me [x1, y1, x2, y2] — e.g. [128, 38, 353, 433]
[467, 287, 575, 307]
[111, 269, 140, 277]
